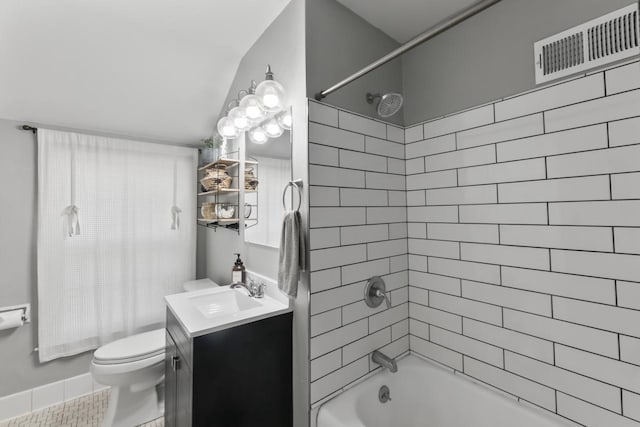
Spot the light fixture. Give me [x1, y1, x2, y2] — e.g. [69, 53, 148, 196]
[263, 117, 284, 138]
[239, 81, 266, 124]
[248, 127, 268, 145]
[277, 108, 292, 130]
[255, 65, 285, 113]
[228, 101, 251, 132]
[217, 115, 239, 139]
[214, 68, 289, 144]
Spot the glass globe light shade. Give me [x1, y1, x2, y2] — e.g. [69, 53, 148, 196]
[263, 118, 284, 138]
[277, 109, 292, 130]
[228, 106, 250, 132]
[239, 94, 266, 124]
[256, 79, 286, 113]
[248, 127, 268, 145]
[217, 116, 239, 139]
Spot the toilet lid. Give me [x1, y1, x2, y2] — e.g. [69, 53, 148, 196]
[94, 328, 165, 364]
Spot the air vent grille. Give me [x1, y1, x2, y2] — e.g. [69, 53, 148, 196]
[542, 33, 584, 76]
[588, 10, 639, 60]
[535, 5, 639, 84]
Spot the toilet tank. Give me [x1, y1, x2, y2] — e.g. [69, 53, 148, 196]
[182, 278, 219, 292]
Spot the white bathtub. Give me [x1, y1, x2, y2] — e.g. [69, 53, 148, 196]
[317, 354, 572, 427]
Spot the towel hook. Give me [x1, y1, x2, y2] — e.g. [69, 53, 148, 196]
[282, 179, 303, 211]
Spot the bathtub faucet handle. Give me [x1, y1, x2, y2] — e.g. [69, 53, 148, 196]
[375, 289, 391, 309]
[365, 276, 391, 309]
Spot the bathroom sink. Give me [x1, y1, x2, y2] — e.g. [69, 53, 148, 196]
[165, 279, 291, 338]
[190, 288, 262, 318]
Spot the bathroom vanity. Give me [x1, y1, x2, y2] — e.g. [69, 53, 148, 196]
[164, 285, 292, 427]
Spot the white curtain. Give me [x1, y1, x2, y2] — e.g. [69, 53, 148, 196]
[37, 129, 197, 362]
[245, 156, 291, 248]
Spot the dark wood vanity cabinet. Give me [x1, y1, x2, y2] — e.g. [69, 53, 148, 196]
[165, 329, 192, 427]
[165, 310, 293, 427]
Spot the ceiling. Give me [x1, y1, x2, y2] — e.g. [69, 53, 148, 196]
[336, 0, 480, 43]
[0, 0, 290, 145]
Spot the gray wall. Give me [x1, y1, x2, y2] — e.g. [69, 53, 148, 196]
[201, 1, 311, 426]
[401, 0, 635, 125]
[200, 215, 281, 286]
[0, 119, 93, 397]
[305, 0, 405, 125]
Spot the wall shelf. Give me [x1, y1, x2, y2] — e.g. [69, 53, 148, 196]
[197, 218, 258, 231]
[198, 158, 259, 171]
[197, 151, 259, 233]
[198, 158, 237, 171]
[198, 188, 240, 196]
[198, 218, 240, 225]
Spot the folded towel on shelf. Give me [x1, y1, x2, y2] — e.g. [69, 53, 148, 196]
[278, 210, 306, 298]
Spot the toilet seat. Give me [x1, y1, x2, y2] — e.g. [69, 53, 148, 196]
[91, 353, 164, 377]
[93, 328, 165, 365]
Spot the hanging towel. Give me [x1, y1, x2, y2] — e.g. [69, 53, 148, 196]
[278, 210, 306, 298]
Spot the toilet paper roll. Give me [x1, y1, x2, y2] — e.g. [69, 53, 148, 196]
[0, 310, 24, 330]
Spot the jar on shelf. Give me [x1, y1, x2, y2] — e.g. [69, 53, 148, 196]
[201, 202, 216, 220]
[216, 204, 235, 219]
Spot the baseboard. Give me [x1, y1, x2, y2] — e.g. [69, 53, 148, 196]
[0, 373, 109, 422]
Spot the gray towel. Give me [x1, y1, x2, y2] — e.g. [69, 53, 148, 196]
[278, 210, 306, 298]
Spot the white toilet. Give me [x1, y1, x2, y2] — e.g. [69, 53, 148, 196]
[91, 278, 218, 427]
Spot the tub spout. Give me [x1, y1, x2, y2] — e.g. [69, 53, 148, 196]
[372, 350, 397, 373]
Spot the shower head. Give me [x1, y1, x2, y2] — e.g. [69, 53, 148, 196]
[366, 92, 404, 118]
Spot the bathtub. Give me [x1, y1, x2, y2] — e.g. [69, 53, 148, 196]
[317, 354, 572, 427]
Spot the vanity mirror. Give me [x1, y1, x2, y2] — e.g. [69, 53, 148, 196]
[244, 124, 292, 248]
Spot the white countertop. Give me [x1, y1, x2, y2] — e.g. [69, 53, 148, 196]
[165, 271, 292, 338]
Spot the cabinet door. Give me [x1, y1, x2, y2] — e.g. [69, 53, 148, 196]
[175, 352, 193, 427]
[165, 330, 178, 427]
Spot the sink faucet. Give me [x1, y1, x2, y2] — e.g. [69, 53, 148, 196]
[372, 350, 397, 373]
[230, 280, 265, 298]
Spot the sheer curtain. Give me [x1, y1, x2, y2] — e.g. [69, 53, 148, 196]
[37, 129, 196, 362]
[245, 156, 291, 248]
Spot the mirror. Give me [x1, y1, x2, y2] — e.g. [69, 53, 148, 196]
[244, 127, 292, 248]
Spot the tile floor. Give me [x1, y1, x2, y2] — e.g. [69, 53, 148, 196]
[0, 390, 163, 427]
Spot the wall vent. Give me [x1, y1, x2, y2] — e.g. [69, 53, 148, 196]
[534, 4, 640, 84]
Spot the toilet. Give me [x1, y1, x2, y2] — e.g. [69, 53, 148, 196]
[91, 278, 218, 427]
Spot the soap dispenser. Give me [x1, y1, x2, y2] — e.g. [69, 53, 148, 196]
[232, 253, 246, 284]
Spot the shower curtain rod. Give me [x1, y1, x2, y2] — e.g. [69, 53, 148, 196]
[19, 124, 190, 147]
[21, 125, 37, 134]
[314, 0, 502, 101]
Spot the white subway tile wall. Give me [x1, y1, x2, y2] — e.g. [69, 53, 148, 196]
[405, 60, 640, 426]
[308, 101, 409, 404]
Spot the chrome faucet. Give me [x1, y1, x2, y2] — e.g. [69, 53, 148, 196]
[372, 350, 398, 373]
[230, 280, 265, 298]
